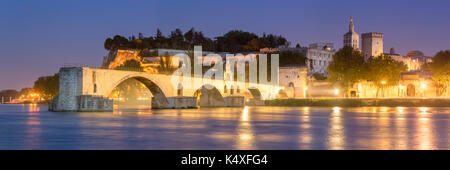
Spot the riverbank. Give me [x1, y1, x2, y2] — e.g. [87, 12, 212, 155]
[265, 98, 450, 107]
[0, 101, 48, 105]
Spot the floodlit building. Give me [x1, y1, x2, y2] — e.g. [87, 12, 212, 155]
[385, 49, 431, 71]
[102, 48, 229, 73]
[302, 43, 335, 75]
[346, 69, 439, 98]
[405, 50, 433, 64]
[343, 16, 360, 50]
[278, 66, 308, 98]
[361, 32, 384, 60]
[279, 43, 335, 76]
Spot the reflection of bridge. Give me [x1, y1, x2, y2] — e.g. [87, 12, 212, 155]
[49, 67, 281, 112]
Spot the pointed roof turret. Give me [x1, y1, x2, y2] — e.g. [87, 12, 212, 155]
[349, 16, 355, 32]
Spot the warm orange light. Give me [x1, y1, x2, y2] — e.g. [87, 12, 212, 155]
[420, 83, 427, 89]
[381, 81, 387, 85]
[303, 87, 308, 98]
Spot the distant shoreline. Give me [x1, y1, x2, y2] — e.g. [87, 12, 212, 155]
[3, 98, 450, 107]
[0, 103, 47, 105]
[265, 98, 450, 107]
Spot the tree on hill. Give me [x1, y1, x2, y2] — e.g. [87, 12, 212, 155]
[216, 30, 258, 53]
[103, 28, 289, 53]
[279, 51, 306, 66]
[114, 60, 144, 72]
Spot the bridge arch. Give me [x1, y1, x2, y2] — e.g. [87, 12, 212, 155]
[193, 84, 225, 107]
[107, 74, 173, 107]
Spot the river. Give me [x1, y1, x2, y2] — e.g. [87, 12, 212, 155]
[0, 104, 448, 149]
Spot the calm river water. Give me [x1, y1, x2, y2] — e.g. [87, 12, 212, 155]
[0, 104, 448, 150]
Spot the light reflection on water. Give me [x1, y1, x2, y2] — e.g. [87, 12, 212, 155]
[0, 104, 449, 150]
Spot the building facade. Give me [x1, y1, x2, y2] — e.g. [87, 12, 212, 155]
[361, 32, 384, 60]
[406, 50, 433, 64]
[278, 43, 335, 76]
[354, 70, 438, 98]
[278, 66, 308, 98]
[343, 16, 360, 49]
[302, 43, 335, 75]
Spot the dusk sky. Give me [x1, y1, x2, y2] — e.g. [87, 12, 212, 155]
[1, 0, 450, 90]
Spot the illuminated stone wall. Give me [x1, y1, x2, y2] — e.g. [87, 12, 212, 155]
[355, 80, 437, 98]
[279, 66, 307, 98]
[362, 32, 384, 60]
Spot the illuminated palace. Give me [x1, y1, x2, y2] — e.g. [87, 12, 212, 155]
[292, 17, 441, 98]
[101, 17, 444, 99]
[342, 17, 438, 98]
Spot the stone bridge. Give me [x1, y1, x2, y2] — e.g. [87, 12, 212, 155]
[49, 67, 281, 112]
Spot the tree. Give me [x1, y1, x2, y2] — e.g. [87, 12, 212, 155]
[114, 60, 144, 72]
[428, 50, 450, 96]
[365, 54, 407, 97]
[244, 39, 260, 51]
[157, 52, 176, 74]
[0, 90, 19, 103]
[184, 28, 195, 47]
[104, 28, 289, 52]
[215, 30, 258, 52]
[169, 28, 185, 49]
[112, 35, 130, 49]
[104, 38, 113, 50]
[279, 51, 306, 66]
[312, 72, 327, 80]
[19, 88, 33, 96]
[33, 73, 59, 101]
[156, 28, 164, 40]
[155, 28, 167, 48]
[327, 46, 365, 97]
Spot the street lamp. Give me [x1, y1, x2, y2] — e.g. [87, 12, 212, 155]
[334, 89, 339, 96]
[421, 83, 427, 89]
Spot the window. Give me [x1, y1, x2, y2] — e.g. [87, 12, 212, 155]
[289, 83, 294, 88]
[94, 84, 97, 93]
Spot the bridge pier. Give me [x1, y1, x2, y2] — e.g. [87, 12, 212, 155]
[49, 94, 113, 112]
[152, 96, 197, 109]
[224, 96, 245, 107]
[48, 67, 115, 112]
[245, 98, 265, 106]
